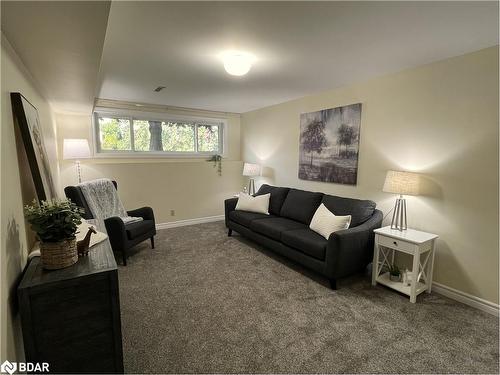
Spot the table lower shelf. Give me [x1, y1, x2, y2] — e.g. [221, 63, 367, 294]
[376, 272, 428, 296]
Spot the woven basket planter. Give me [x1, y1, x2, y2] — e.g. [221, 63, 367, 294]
[40, 238, 78, 270]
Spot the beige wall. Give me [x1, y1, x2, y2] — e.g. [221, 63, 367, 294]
[241, 47, 499, 304]
[56, 109, 244, 224]
[0, 34, 60, 361]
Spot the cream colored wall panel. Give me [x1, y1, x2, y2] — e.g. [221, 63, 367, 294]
[1, 34, 59, 361]
[59, 160, 243, 223]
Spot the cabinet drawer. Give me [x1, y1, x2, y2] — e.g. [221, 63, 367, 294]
[377, 235, 416, 254]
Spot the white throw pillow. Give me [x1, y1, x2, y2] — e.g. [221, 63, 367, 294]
[235, 193, 270, 215]
[309, 203, 351, 240]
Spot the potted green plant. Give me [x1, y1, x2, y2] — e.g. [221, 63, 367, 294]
[388, 264, 401, 282]
[207, 154, 222, 176]
[24, 199, 84, 270]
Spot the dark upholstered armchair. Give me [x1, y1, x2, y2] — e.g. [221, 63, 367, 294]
[64, 181, 156, 265]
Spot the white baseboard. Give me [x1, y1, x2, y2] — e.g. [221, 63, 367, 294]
[433, 282, 499, 317]
[156, 215, 224, 230]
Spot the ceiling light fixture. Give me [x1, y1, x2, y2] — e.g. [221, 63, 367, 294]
[221, 51, 255, 76]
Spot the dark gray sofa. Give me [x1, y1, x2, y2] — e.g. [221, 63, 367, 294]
[224, 184, 383, 289]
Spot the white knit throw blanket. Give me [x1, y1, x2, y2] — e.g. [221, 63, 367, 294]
[78, 178, 142, 232]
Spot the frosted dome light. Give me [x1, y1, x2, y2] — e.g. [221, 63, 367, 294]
[221, 51, 255, 76]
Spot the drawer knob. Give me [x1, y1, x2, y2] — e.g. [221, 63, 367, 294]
[393, 241, 398, 246]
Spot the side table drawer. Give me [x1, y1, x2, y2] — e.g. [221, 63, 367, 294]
[378, 235, 415, 254]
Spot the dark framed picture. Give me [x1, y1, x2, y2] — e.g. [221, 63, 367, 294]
[299, 103, 362, 185]
[11, 92, 56, 201]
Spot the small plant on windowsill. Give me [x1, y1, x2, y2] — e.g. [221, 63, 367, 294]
[24, 199, 84, 270]
[207, 154, 222, 176]
[388, 264, 401, 282]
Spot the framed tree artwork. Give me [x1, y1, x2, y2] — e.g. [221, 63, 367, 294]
[11, 92, 57, 201]
[299, 103, 362, 185]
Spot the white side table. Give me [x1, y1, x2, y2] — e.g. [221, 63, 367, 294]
[372, 226, 438, 303]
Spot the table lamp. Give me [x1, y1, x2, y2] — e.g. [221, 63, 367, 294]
[63, 139, 90, 183]
[382, 170, 420, 231]
[242, 162, 261, 195]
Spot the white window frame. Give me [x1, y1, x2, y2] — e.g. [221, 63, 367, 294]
[92, 108, 227, 158]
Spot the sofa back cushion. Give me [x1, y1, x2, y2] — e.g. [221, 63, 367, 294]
[255, 184, 290, 216]
[321, 194, 376, 227]
[280, 188, 324, 224]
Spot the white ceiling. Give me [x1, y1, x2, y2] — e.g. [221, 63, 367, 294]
[1, 1, 110, 113]
[2, 1, 498, 115]
[98, 1, 499, 113]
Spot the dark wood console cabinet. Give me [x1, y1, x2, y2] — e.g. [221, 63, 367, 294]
[18, 241, 124, 373]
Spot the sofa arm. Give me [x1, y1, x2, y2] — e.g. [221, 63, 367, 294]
[104, 216, 127, 252]
[224, 197, 238, 227]
[325, 209, 383, 279]
[127, 206, 155, 223]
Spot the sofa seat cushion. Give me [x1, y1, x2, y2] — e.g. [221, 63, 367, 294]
[255, 184, 290, 216]
[280, 188, 324, 224]
[321, 195, 376, 227]
[250, 217, 307, 241]
[125, 220, 154, 240]
[229, 210, 275, 227]
[281, 229, 328, 261]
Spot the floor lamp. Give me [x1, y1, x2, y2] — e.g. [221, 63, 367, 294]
[242, 162, 261, 195]
[382, 170, 420, 231]
[63, 139, 91, 183]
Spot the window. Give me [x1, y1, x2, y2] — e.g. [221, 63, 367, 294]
[98, 116, 131, 151]
[161, 122, 195, 152]
[94, 111, 224, 156]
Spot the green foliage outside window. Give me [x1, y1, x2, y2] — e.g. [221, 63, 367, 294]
[97, 115, 221, 154]
[162, 122, 195, 152]
[133, 120, 151, 151]
[197, 124, 219, 152]
[98, 117, 131, 150]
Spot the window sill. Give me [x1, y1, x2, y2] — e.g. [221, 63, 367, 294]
[61, 156, 237, 165]
[93, 151, 224, 159]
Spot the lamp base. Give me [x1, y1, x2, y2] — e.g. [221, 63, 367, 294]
[248, 178, 256, 195]
[390, 196, 407, 231]
[76, 160, 82, 184]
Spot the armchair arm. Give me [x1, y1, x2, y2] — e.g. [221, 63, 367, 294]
[224, 197, 239, 227]
[127, 206, 155, 223]
[104, 216, 127, 252]
[325, 209, 383, 279]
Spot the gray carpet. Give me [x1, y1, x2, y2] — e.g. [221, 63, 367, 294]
[118, 222, 499, 374]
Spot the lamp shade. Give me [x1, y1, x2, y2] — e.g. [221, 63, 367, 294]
[63, 139, 90, 160]
[242, 162, 261, 177]
[383, 170, 420, 196]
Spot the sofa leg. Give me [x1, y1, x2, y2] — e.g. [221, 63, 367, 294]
[228, 229, 232, 237]
[150, 236, 155, 249]
[329, 278, 337, 290]
[122, 249, 127, 266]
